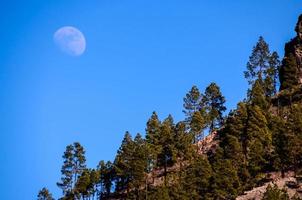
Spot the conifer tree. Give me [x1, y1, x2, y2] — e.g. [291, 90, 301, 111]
[57, 142, 87, 199]
[219, 104, 251, 188]
[74, 169, 91, 199]
[97, 160, 113, 198]
[249, 79, 269, 111]
[174, 122, 193, 163]
[190, 111, 206, 143]
[37, 188, 54, 200]
[183, 155, 212, 200]
[145, 112, 161, 170]
[223, 103, 271, 176]
[89, 169, 100, 199]
[57, 144, 75, 196]
[131, 133, 148, 198]
[244, 36, 271, 85]
[211, 149, 241, 200]
[270, 115, 289, 174]
[202, 82, 226, 131]
[245, 105, 272, 176]
[157, 115, 177, 186]
[285, 104, 302, 171]
[183, 85, 203, 122]
[173, 121, 194, 193]
[73, 142, 87, 184]
[114, 132, 134, 193]
[222, 134, 245, 169]
[244, 37, 280, 97]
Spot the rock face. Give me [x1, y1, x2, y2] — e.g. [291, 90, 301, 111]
[236, 171, 302, 200]
[280, 14, 302, 89]
[294, 15, 302, 71]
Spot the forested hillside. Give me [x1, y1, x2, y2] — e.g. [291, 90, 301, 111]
[38, 14, 302, 200]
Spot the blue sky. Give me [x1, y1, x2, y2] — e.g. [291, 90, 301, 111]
[0, 0, 301, 199]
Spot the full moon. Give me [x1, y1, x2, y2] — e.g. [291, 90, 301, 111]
[53, 26, 86, 56]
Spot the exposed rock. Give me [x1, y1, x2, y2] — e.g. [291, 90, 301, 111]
[197, 131, 218, 154]
[280, 15, 302, 89]
[236, 171, 302, 200]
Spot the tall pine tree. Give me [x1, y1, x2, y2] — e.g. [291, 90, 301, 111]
[183, 86, 203, 122]
[57, 142, 87, 199]
[202, 82, 226, 131]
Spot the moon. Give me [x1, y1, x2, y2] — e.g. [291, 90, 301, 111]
[54, 26, 86, 56]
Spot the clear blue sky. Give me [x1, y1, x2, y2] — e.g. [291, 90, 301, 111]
[0, 0, 301, 199]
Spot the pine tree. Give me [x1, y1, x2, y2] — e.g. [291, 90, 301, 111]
[249, 79, 269, 111]
[211, 153, 241, 199]
[173, 121, 194, 194]
[74, 169, 91, 199]
[89, 169, 100, 199]
[57, 142, 87, 198]
[244, 36, 271, 85]
[183, 155, 212, 200]
[244, 37, 280, 97]
[189, 111, 206, 143]
[145, 112, 161, 171]
[157, 115, 177, 186]
[202, 82, 226, 131]
[97, 160, 113, 199]
[222, 134, 244, 169]
[174, 121, 194, 163]
[270, 115, 289, 174]
[183, 86, 203, 122]
[37, 188, 54, 200]
[57, 144, 74, 196]
[131, 133, 148, 198]
[114, 132, 134, 193]
[245, 105, 272, 177]
[73, 142, 86, 184]
[219, 104, 251, 189]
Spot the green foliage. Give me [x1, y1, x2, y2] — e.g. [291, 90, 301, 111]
[97, 160, 113, 198]
[244, 36, 271, 85]
[130, 133, 148, 190]
[174, 122, 194, 161]
[114, 132, 149, 198]
[157, 115, 177, 185]
[74, 169, 91, 198]
[183, 85, 203, 122]
[57, 142, 86, 197]
[183, 155, 212, 199]
[202, 82, 226, 131]
[37, 188, 54, 200]
[145, 111, 161, 169]
[211, 151, 241, 200]
[245, 37, 280, 97]
[190, 111, 206, 142]
[285, 104, 302, 168]
[114, 132, 135, 192]
[263, 184, 290, 200]
[250, 79, 269, 111]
